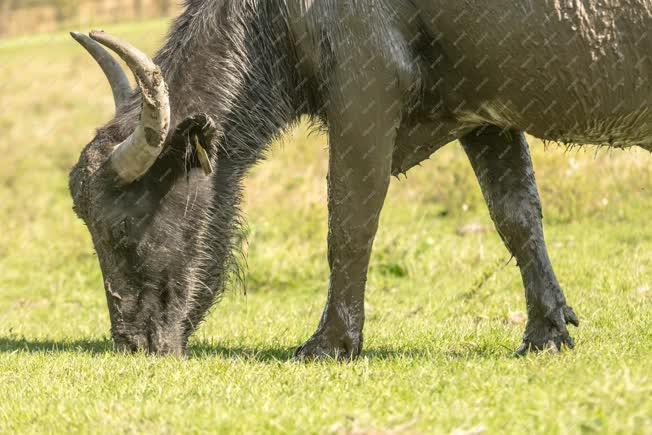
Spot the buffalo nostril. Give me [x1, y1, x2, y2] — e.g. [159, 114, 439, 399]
[113, 340, 137, 354]
[113, 334, 148, 353]
[146, 330, 187, 357]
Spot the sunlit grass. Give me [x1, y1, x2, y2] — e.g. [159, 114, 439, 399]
[0, 20, 651, 434]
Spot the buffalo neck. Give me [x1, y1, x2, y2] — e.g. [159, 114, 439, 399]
[152, 0, 307, 167]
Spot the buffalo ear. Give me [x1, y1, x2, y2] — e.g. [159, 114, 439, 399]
[168, 113, 218, 176]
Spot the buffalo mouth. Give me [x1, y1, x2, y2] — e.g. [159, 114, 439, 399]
[106, 281, 189, 356]
[112, 330, 187, 357]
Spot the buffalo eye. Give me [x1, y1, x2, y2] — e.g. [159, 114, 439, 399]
[111, 218, 130, 246]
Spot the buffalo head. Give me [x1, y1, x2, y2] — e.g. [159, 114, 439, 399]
[69, 32, 225, 356]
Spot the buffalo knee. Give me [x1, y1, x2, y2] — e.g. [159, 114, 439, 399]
[488, 194, 544, 258]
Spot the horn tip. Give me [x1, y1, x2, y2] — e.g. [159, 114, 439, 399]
[70, 31, 93, 47]
[89, 30, 107, 41]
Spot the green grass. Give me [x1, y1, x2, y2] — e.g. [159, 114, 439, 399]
[1, 19, 652, 434]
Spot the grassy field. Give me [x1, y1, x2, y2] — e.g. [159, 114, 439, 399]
[1, 18, 652, 434]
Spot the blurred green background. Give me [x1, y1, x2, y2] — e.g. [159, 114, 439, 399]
[0, 0, 181, 37]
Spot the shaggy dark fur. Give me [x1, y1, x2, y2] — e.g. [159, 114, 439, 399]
[71, 0, 307, 354]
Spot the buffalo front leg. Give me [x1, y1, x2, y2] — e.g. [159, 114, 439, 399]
[293, 10, 404, 360]
[461, 126, 579, 354]
[294, 125, 396, 360]
[295, 109, 400, 360]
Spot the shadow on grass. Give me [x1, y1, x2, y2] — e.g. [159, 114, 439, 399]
[0, 337, 294, 360]
[190, 345, 505, 362]
[189, 343, 296, 361]
[0, 337, 297, 361]
[0, 337, 507, 361]
[0, 337, 112, 354]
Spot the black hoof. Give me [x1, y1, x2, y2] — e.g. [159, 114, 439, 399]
[294, 331, 362, 361]
[514, 305, 579, 357]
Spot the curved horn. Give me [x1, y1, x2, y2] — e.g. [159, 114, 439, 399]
[89, 31, 171, 183]
[70, 32, 132, 110]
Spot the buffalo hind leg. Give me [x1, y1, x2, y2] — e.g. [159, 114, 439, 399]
[461, 126, 579, 354]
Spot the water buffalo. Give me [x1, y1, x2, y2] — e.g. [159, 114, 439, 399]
[69, 0, 651, 358]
